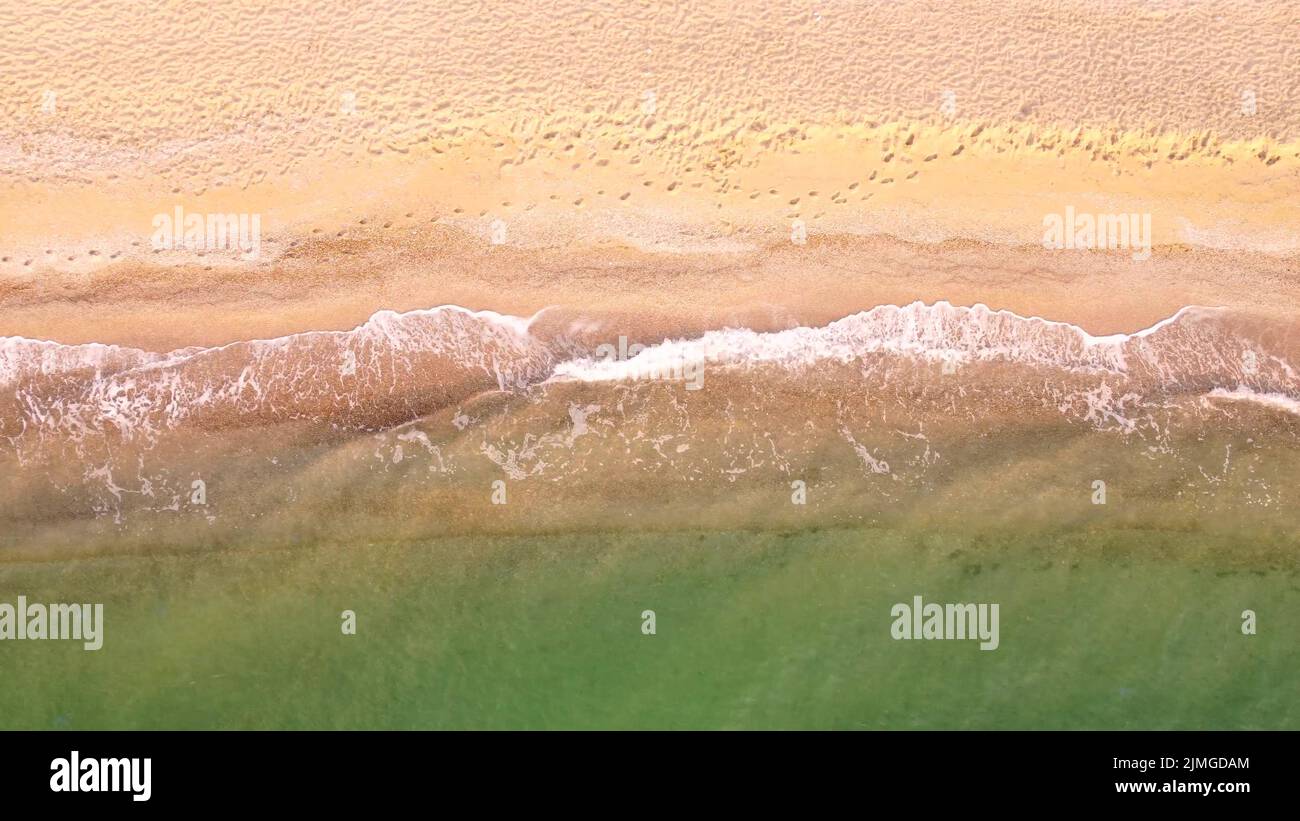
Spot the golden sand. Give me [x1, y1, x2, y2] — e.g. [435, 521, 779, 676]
[2, 0, 1298, 348]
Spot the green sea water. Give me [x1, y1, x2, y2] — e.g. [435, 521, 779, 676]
[1, 527, 1295, 729]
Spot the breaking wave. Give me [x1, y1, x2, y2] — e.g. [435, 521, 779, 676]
[553, 301, 1295, 397]
[1, 305, 555, 445]
[1, 301, 1296, 452]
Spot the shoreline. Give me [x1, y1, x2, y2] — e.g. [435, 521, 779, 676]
[3, 229, 1296, 351]
[6, 110, 1296, 351]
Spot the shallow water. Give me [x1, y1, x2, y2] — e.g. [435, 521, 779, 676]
[1, 302, 1296, 728]
[0, 529, 1295, 729]
[2, 302, 1296, 549]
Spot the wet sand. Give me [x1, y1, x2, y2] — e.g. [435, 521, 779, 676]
[2, 228, 1298, 354]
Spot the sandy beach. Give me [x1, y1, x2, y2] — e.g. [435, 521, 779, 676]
[2, 1, 1298, 350]
[1, 0, 1297, 731]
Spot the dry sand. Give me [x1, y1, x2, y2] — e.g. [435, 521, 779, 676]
[1, 0, 1298, 349]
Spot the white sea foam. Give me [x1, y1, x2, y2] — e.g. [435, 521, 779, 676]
[3, 301, 1295, 452]
[1, 305, 555, 444]
[0, 304, 546, 386]
[0, 337, 161, 386]
[550, 301, 1234, 383]
[1206, 387, 1300, 416]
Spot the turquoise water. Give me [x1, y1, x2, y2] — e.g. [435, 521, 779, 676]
[1, 526, 1294, 729]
